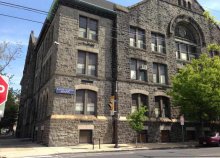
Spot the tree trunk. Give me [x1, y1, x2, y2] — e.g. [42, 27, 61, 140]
[201, 120, 204, 137]
[139, 133, 142, 147]
[135, 132, 138, 148]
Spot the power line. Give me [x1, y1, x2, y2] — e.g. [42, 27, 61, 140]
[0, 1, 48, 15]
[0, 1, 218, 38]
[0, 13, 43, 24]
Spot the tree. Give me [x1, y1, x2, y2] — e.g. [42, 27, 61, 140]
[127, 106, 148, 147]
[203, 11, 220, 26]
[0, 88, 19, 134]
[169, 53, 220, 135]
[0, 41, 22, 73]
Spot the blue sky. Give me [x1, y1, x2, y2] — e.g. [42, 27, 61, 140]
[0, 0, 219, 90]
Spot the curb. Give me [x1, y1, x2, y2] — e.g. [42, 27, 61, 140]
[48, 144, 198, 155]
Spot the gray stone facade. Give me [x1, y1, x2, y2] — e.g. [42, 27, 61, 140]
[17, 0, 220, 146]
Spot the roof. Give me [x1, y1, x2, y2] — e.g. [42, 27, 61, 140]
[81, 0, 115, 11]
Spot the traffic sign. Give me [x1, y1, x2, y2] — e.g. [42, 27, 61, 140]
[0, 75, 9, 105]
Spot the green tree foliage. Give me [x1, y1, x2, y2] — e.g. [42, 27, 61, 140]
[207, 43, 220, 52]
[203, 11, 220, 26]
[127, 106, 148, 146]
[169, 53, 220, 122]
[0, 88, 19, 132]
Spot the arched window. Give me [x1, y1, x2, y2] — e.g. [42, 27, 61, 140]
[131, 93, 148, 113]
[175, 24, 198, 61]
[183, 0, 187, 8]
[155, 96, 170, 118]
[76, 90, 97, 115]
[188, 2, 192, 10]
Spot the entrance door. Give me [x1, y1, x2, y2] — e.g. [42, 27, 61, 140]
[79, 130, 92, 144]
[161, 130, 170, 142]
[138, 130, 148, 143]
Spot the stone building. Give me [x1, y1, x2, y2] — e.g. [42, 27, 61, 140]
[16, 0, 220, 146]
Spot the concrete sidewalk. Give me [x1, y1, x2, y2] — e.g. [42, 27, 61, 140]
[0, 137, 198, 158]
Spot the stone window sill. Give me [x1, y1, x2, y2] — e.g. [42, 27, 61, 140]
[152, 51, 167, 57]
[129, 79, 148, 85]
[76, 74, 98, 80]
[77, 37, 98, 44]
[129, 46, 146, 52]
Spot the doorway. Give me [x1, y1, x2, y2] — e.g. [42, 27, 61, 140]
[79, 130, 92, 144]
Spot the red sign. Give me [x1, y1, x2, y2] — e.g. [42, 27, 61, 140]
[0, 75, 9, 105]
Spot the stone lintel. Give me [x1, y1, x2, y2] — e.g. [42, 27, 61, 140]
[130, 89, 149, 96]
[75, 84, 98, 92]
[51, 115, 110, 121]
[78, 124, 94, 130]
[77, 46, 99, 54]
[160, 125, 171, 130]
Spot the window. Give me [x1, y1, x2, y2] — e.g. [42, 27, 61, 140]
[79, 16, 98, 40]
[132, 94, 148, 113]
[178, 0, 181, 5]
[188, 2, 191, 9]
[153, 63, 167, 84]
[176, 42, 196, 60]
[151, 33, 166, 54]
[77, 51, 97, 76]
[76, 90, 97, 115]
[175, 25, 198, 61]
[183, 0, 187, 7]
[155, 96, 170, 118]
[130, 59, 147, 81]
[129, 26, 145, 49]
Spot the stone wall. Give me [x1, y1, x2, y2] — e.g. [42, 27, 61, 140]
[48, 118, 113, 146]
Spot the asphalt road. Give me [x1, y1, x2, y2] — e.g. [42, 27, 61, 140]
[25, 147, 220, 158]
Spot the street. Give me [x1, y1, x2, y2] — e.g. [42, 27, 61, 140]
[25, 147, 220, 158]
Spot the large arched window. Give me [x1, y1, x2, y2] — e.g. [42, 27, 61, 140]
[132, 93, 148, 114]
[175, 24, 198, 61]
[76, 90, 97, 115]
[155, 96, 170, 118]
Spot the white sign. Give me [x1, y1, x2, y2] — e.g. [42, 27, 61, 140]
[180, 115, 184, 126]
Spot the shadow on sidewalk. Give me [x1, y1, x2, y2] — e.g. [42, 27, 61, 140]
[0, 135, 44, 148]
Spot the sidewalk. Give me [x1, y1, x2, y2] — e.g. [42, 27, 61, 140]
[0, 137, 198, 158]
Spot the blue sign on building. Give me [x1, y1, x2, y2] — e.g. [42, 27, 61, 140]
[55, 88, 75, 95]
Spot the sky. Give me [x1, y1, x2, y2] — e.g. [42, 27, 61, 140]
[0, 0, 219, 90]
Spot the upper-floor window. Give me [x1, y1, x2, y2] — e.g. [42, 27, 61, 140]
[153, 63, 167, 84]
[76, 90, 97, 115]
[130, 26, 145, 49]
[178, 0, 192, 10]
[132, 93, 148, 113]
[188, 2, 191, 10]
[77, 51, 97, 76]
[79, 16, 98, 41]
[155, 96, 170, 118]
[183, 0, 187, 8]
[175, 25, 197, 61]
[130, 59, 147, 82]
[151, 33, 166, 54]
[176, 42, 196, 60]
